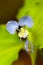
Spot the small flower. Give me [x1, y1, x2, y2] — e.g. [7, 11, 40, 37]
[6, 16, 34, 53]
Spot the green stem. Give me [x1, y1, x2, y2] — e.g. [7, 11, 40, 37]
[30, 47, 38, 65]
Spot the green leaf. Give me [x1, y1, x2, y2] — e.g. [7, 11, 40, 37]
[17, 0, 43, 65]
[17, 0, 43, 49]
[0, 25, 24, 65]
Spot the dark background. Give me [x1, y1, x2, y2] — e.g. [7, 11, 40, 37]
[0, 0, 24, 24]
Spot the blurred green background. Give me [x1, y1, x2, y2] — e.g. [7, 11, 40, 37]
[0, 0, 43, 65]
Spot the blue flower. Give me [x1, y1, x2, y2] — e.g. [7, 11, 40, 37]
[6, 16, 34, 53]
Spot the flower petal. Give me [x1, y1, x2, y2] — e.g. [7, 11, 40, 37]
[19, 16, 34, 28]
[6, 20, 19, 34]
[25, 40, 29, 52]
[25, 40, 34, 53]
[19, 16, 26, 26]
[25, 16, 34, 28]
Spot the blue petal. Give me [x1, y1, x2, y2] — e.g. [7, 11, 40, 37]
[6, 20, 19, 34]
[19, 16, 34, 28]
[25, 40, 29, 52]
[25, 16, 34, 28]
[25, 40, 34, 52]
[19, 16, 26, 26]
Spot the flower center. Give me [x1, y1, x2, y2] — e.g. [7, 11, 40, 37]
[18, 28, 29, 38]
